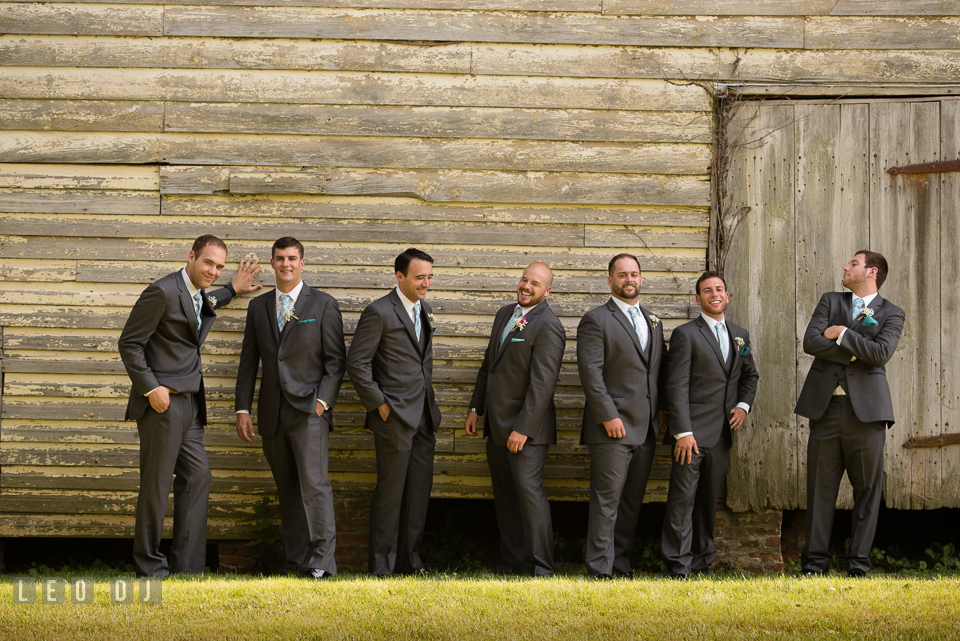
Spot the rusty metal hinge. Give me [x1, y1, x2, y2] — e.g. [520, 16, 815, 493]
[887, 160, 960, 176]
[902, 433, 960, 449]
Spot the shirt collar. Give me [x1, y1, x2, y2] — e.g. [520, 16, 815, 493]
[181, 268, 199, 297]
[857, 292, 879, 308]
[610, 295, 641, 318]
[516, 302, 539, 316]
[276, 280, 304, 305]
[700, 312, 727, 332]
[395, 286, 420, 316]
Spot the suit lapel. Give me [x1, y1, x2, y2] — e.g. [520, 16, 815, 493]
[279, 284, 310, 344]
[491, 304, 516, 366]
[697, 317, 727, 369]
[840, 291, 853, 325]
[637, 304, 656, 364]
[176, 275, 201, 343]
[198, 289, 217, 344]
[266, 289, 281, 345]
[849, 293, 884, 333]
[726, 323, 741, 377]
[391, 290, 421, 353]
[609, 299, 647, 363]
[419, 300, 432, 357]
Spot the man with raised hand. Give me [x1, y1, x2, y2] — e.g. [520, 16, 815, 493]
[577, 253, 668, 580]
[661, 271, 758, 578]
[119, 235, 261, 577]
[235, 237, 345, 579]
[346, 248, 442, 576]
[465, 262, 566, 577]
[795, 250, 905, 577]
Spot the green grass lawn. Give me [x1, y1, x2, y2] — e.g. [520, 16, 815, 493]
[2, 572, 959, 640]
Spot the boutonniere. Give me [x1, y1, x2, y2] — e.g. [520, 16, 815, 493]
[428, 313, 437, 333]
[207, 295, 217, 309]
[857, 307, 874, 321]
[283, 308, 298, 323]
[648, 313, 660, 328]
[734, 336, 750, 356]
[513, 315, 528, 332]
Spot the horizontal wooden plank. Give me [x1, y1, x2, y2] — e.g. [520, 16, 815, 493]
[8, 1, 602, 11]
[731, 84, 960, 98]
[805, 17, 960, 49]
[585, 224, 707, 248]
[0, 3, 162, 36]
[162, 6, 803, 48]
[605, 0, 960, 15]
[162, 191, 709, 226]
[0, 259, 75, 283]
[0, 164, 159, 191]
[2, 470, 277, 495]
[229, 171, 327, 195]
[0, 99, 165, 133]
[0, 68, 711, 111]
[0, 235, 707, 271]
[0, 132, 711, 176]
[0, 513, 265, 538]
[164, 102, 713, 143]
[0, 35, 473, 74]
[733, 48, 960, 83]
[0, 189, 158, 215]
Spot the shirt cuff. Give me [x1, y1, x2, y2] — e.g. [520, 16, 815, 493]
[318, 399, 329, 410]
[236, 409, 250, 415]
[737, 402, 751, 413]
[674, 432, 693, 440]
[836, 327, 847, 345]
[144, 387, 158, 397]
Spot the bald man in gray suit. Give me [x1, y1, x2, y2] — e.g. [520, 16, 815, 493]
[465, 262, 566, 577]
[577, 253, 668, 579]
[120, 235, 261, 577]
[346, 248, 442, 576]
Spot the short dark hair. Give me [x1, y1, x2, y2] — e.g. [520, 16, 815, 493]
[191, 234, 227, 256]
[607, 253, 641, 276]
[395, 248, 434, 275]
[695, 271, 727, 296]
[856, 249, 889, 288]
[272, 236, 304, 260]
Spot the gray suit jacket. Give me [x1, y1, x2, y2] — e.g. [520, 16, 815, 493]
[346, 289, 442, 433]
[235, 284, 346, 439]
[795, 291, 905, 426]
[666, 317, 759, 449]
[577, 299, 668, 446]
[119, 271, 235, 425]
[469, 301, 566, 446]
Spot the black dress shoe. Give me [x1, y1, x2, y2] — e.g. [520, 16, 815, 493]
[591, 573, 613, 581]
[847, 568, 867, 578]
[414, 568, 429, 577]
[614, 570, 634, 579]
[803, 569, 825, 577]
[301, 568, 331, 579]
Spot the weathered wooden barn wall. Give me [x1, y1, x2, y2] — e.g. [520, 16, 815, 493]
[725, 97, 960, 512]
[1, 0, 959, 539]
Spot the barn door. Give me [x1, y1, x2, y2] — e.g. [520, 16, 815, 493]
[724, 97, 960, 511]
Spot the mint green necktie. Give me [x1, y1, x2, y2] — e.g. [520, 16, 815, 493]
[413, 301, 422, 340]
[628, 306, 647, 352]
[716, 322, 728, 361]
[852, 297, 864, 321]
[277, 293, 293, 331]
[500, 307, 523, 349]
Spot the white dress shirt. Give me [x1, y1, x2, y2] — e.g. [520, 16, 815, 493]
[237, 280, 329, 415]
[610, 296, 649, 350]
[837, 291, 878, 345]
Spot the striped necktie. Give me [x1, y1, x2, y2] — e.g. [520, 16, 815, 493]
[500, 307, 523, 349]
[716, 322, 728, 361]
[852, 297, 864, 321]
[627, 306, 647, 352]
[277, 293, 293, 331]
[193, 291, 203, 334]
[413, 301, 422, 341]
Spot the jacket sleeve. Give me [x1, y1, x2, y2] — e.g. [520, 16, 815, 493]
[577, 313, 619, 425]
[118, 281, 166, 397]
[234, 302, 260, 413]
[802, 294, 857, 365]
[209, 284, 236, 309]
[316, 297, 347, 410]
[838, 306, 905, 368]
[513, 318, 566, 438]
[345, 304, 386, 412]
[666, 326, 693, 437]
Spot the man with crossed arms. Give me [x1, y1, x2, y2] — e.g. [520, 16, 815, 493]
[465, 262, 566, 577]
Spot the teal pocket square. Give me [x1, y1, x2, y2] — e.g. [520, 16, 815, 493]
[511, 338, 525, 342]
[739, 346, 751, 356]
[862, 316, 878, 327]
[297, 319, 316, 324]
